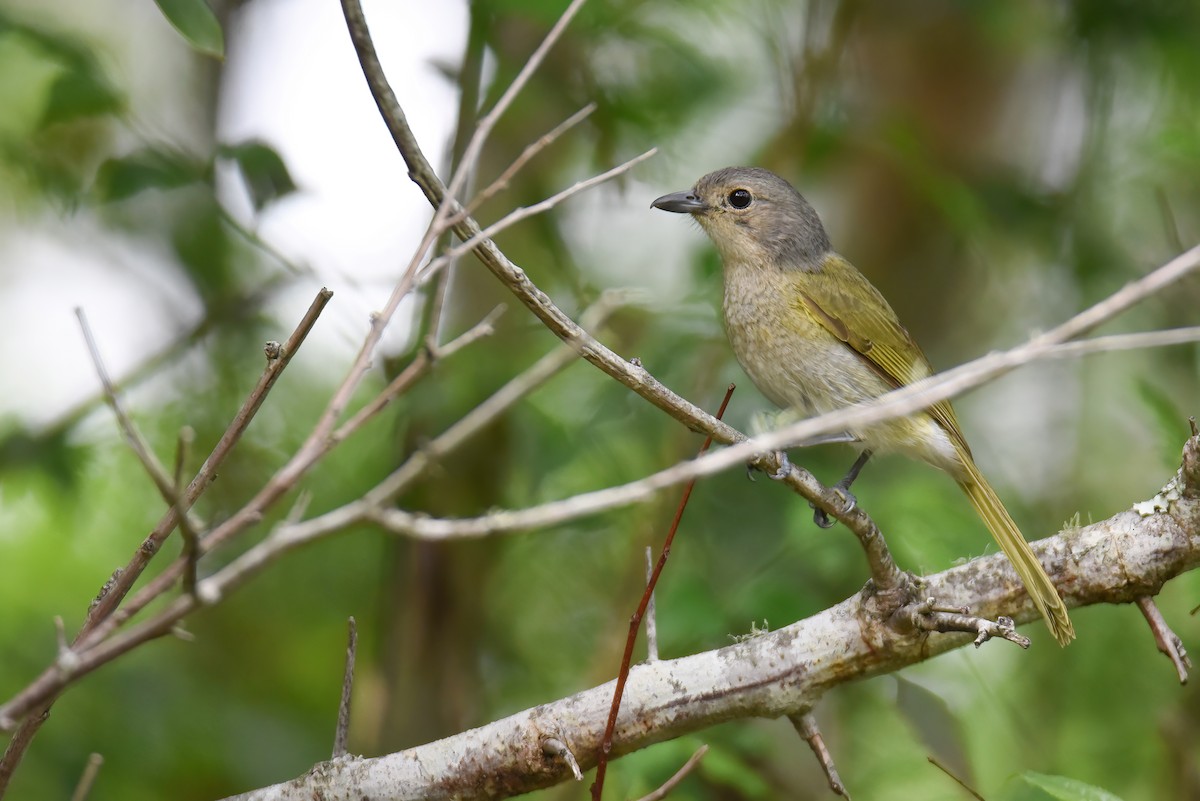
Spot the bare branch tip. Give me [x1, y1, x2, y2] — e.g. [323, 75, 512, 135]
[791, 712, 850, 799]
[333, 616, 359, 759]
[541, 737, 582, 781]
[630, 743, 710, 801]
[195, 580, 222, 606]
[53, 616, 81, 674]
[1136, 596, 1191, 684]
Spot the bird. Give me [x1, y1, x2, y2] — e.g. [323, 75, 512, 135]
[651, 166, 1074, 646]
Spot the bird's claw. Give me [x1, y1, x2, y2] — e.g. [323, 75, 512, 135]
[811, 486, 857, 529]
[746, 451, 792, 482]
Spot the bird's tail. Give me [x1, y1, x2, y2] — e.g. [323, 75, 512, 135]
[956, 456, 1075, 646]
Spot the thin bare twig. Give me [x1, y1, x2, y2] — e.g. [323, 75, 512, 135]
[440, 0, 589, 208]
[459, 104, 598, 219]
[0, 709, 47, 795]
[420, 148, 658, 287]
[363, 293, 630, 508]
[0, 291, 333, 794]
[0, 290, 335, 775]
[902, 601, 1030, 649]
[927, 755, 985, 801]
[631, 744, 709, 801]
[83, 287, 334, 634]
[320, 0, 594, 499]
[333, 305, 505, 445]
[644, 547, 658, 663]
[333, 617, 358, 759]
[366, 257, 1200, 547]
[29, 279, 284, 452]
[592, 385, 734, 801]
[0, 302, 509, 732]
[81, 287, 333, 642]
[86, 304, 499, 646]
[173, 427, 200, 597]
[209, 293, 631, 593]
[1136, 596, 1191, 684]
[422, 6, 486, 353]
[68, 753, 104, 801]
[75, 308, 198, 527]
[790, 712, 850, 799]
[1037, 326, 1200, 359]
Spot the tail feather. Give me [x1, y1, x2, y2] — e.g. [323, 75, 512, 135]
[956, 457, 1075, 646]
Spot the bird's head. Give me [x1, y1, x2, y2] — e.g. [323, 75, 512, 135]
[652, 166, 831, 270]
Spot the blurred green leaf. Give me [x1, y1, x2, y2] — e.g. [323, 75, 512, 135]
[154, 0, 224, 60]
[218, 140, 298, 212]
[0, 423, 85, 488]
[171, 194, 238, 303]
[1019, 772, 1127, 801]
[40, 64, 123, 127]
[0, 12, 125, 129]
[894, 676, 973, 784]
[94, 147, 209, 201]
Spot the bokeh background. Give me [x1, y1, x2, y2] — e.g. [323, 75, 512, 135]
[1, 0, 1199, 799]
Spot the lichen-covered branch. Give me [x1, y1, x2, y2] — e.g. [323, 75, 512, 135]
[224, 436, 1200, 801]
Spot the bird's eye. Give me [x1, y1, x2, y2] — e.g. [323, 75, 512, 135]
[728, 188, 752, 209]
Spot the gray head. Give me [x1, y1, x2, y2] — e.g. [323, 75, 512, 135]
[651, 167, 831, 269]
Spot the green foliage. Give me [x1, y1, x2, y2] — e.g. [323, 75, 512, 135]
[1010, 772, 1128, 801]
[153, 0, 224, 59]
[217, 141, 298, 212]
[94, 146, 210, 201]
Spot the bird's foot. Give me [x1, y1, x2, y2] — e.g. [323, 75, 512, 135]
[746, 450, 792, 482]
[811, 485, 857, 529]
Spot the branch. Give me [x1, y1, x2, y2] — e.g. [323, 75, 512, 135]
[0, 292, 598, 730]
[81, 288, 334, 634]
[75, 308, 202, 531]
[364, 271, 1200, 547]
[221, 435, 1200, 800]
[338, 0, 1200, 590]
[0, 289, 335, 795]
[419, 148, 658, 286]
[459, 104, 597, 219]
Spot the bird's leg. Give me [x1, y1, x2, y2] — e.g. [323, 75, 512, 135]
[746, 432, 859, 482]
[812, 450, 873, 528]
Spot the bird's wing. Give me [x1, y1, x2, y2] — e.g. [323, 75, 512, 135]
[793, 253, 971, 456]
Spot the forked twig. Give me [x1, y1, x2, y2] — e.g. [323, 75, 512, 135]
[83, 287, 334, 634]
[458, 104, 597, 219]
[75, 308, 199, 530]
[420, 149, 657, 286]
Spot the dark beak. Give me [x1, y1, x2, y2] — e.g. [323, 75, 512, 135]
[651, 190, 707, 214]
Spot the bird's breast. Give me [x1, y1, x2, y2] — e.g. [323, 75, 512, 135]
[721, 263, 885, 411]
[720, 260, 962, 472]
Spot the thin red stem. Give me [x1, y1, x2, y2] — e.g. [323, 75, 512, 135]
[590, 384, 735, 800]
